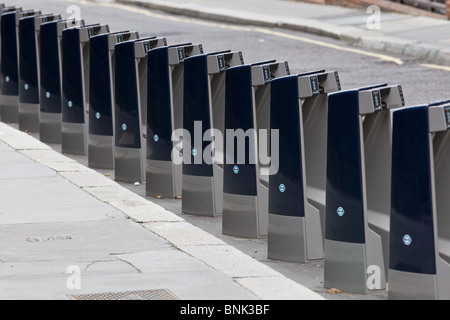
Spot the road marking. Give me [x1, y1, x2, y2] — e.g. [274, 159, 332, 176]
[69, 0, 404, 65]
[420, 63, 450, 72]
[255, 28, 403, 65]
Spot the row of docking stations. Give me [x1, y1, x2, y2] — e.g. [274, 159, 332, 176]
[2, 4, 450, 299]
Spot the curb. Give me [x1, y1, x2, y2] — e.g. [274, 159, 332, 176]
[115, 0, 450, 66]
[0, 122, 324, 300]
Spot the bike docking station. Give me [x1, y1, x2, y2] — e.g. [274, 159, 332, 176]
[0, 5, 20, 74]
[181, 50, 245, 215]
[145, 43, 204, 198]
[389, 101, 450, 300]
[39, 19, 85, 144]
[222, 60, 290, 239]
[88, 30, 139, 169]
[1, 9, 41, 124]
[114, 36, 167, 183]
[18, 13, 61, 133]
[61, 23, 110, 155]
[0, 3, 9, 88]
[268, 70, 341, 263]
[324, 83, 406, 294]
[0, 3, 5, 24]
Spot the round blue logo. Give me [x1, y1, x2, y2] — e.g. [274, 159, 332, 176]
[95, 112, 101, 120]
[46, 92, 51, 99]
[403, 234, 412, 246]
[122, 123, 127, 131]
[153, 134, 159, 142]
[5, 76, 10, 83]
[233, 166, 239, 174]
[279, 184, 286, 193]
[192, 149, 197, 157]
[68, 101, 73, 108]
[337, 207, 345, 217]
[24, 84, 29, 91]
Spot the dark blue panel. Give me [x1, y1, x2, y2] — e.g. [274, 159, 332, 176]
[389, 106, 436, 275]
[182, 55, 214, 177]
[325, 90, 365, 244]
[39, 21, 62, 113]
[19, 16, 39, 104]
[1, 12, 19, 96]
[89, 33, 113, 136]
[147, 46, 173, 161]
[114, 41, 141, 149]
[223, 65, 257, 196]
[61, 28, 84, 124]
[269, 75, 305, 217]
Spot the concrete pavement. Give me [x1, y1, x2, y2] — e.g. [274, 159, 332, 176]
[116, 0, 450, 66]
[0, 121, 324, 300]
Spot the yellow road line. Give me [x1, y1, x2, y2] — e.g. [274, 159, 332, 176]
[420, 63, 450, 72]
[68, 0, 405, 65]
[254, 28, 404, 65]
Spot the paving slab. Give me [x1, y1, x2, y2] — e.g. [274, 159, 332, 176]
[0, 152, 56, 180]
[179, 245, 283, 278]
[0, 270, 258, 300]
[0, 120, 322, 300]
[144, 222, 227, 246]
[0, 220, 170, 262]
[83, 186, 184, 223]
[0, 176, 121, 224]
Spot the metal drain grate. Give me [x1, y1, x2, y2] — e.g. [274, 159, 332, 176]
[69, 289, 178, 300]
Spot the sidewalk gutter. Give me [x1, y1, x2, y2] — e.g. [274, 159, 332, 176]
[115, 0, 450, 66]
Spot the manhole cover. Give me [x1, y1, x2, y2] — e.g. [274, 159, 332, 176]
[69, 289, 178, 300]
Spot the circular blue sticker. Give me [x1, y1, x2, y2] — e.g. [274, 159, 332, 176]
[95, 112, 101, 120]
[337, 207, 345, 217]
[122, 123, 127, 131]
[233, 165, 239, 174]
[46, 92, 51, 99]
[68, 101, 73, 108]
[192, 149, 197, 157]
[5, 76, 10, 83]
[153, 134, 159, 142]
[279, 184, 286, 193]
[403, 234, 412, 246]
[24, 84, 29, 91]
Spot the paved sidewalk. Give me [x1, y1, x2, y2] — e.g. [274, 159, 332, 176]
[0, 122, 323, 300]
[117, 0, 450, 66]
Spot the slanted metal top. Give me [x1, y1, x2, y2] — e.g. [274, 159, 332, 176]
[168, 43, 203, 65]
[297, 70, 341, 99]
[16, 10, 41, 25]
[133, 36, 167, 58]
[428, 101, 450, 133]
[358, 84, 405, 115]
[57, 19, 85, 36]
[206, 50, 244, 74]
[34, 14, 62, 31]
[251, 60, 290, 86]
[107, 31, 139, 51]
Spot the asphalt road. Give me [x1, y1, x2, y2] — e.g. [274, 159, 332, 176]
[10, 0, 450, 300]
[14, 0, 450, 107]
